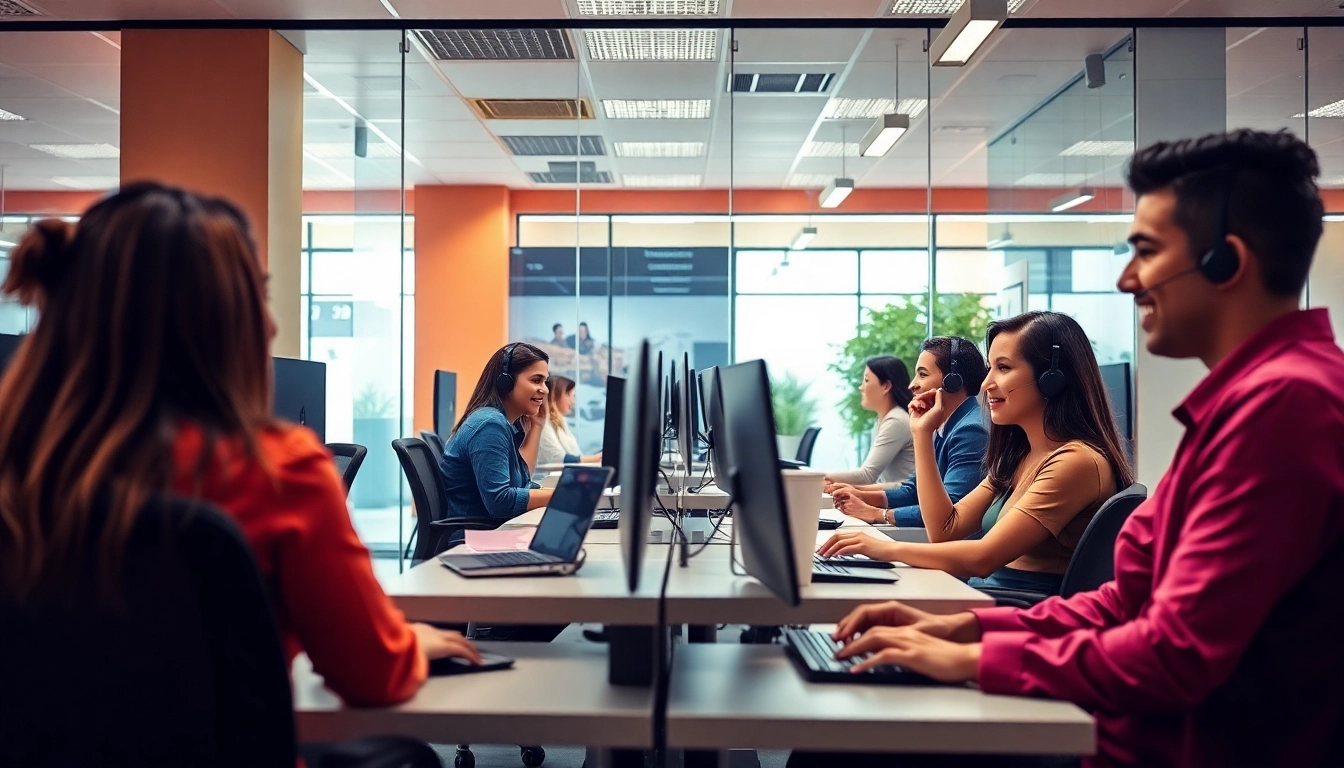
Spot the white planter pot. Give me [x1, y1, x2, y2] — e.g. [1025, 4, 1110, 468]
[776, 434, 803, 462]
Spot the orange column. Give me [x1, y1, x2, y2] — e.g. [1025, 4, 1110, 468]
[414, 186, 512, 432]
[120, 29, 303, 357]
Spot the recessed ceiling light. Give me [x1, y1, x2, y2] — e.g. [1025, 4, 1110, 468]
[889, 0, 1024, 13]
[804, 141, 860, 158]
[623, 174, 702, 187]
[787, 173, 833, 187]
[577, 0, 720, 15]
[602, 99, 711, 119]
[823, 97, 927, 120]
[29, 143, 120, 159]
[52, 176, 120, 190]
[1293, 99, 1344, 119]
[1017, 172, 1091, 186]
[1060, 140, 1134, 157]
[613, 141, 706, 157]
[584, 29, 718, 61]
[0, 107, 25, 121]
[304, 142, 401, 159]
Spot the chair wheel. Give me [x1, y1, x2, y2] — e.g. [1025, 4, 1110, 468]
[520, 746, 546, 766]
[454, 745, 475, 768]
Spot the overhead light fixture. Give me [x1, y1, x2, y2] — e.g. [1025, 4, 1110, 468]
[1049, 187, 1096, 212]
[790, 226, 818, 250]
[929, 0, 1007, 67]
[987, 230, 1015, 249]
[819, 178, 854, 208]
[613, 141, 705, 157]
[622, 174, 702, 188]
[1292, 98, 1344, 119]
[578, 0, 720, 15]
[29, 143, 120, 159]
[889, 0, 1024, 13]
[584, 29, 717, 61]
[0, 108, 25, 121]
[861, 114, 910, 157]
[602, 99, 711, 119]
[824, 97, 927, 120]
[1060, 140, 1134, 157]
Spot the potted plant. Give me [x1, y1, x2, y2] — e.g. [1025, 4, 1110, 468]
[351, 383, 400, 509]
[771, 373, 818, 462]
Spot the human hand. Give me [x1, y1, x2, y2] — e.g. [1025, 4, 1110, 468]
[816, 531, 900, 561]
[823, 481, 853, 496]
[835, 495, 886, 524]
[832, 601, 982, 644]
[836, 625, 980, 683]
[909, 389, 950, 435]
[528, 395, 549, 430]
[411, 623, 483, 665]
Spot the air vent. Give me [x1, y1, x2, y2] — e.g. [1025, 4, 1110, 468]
[471, 98, 594, 120]
[501, 135, 606, 156]
[730, 73, 834, 93]
[414, 29, 574, 61]
[528, 161, 612, 184]
[0, 0, 45, 15]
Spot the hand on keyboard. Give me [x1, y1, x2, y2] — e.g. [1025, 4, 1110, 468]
[833, 625, 979, 683]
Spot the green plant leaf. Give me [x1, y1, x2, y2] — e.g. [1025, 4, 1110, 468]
[769, 372, 818, 436]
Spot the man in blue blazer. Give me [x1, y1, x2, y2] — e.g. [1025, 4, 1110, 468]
[828, 336, 988, 527]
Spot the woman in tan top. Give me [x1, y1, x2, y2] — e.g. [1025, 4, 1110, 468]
[820, 311, 1133, 593]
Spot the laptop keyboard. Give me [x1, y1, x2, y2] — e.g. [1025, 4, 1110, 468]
[469, 551, 547, 567]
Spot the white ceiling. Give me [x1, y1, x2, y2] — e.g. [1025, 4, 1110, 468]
[1, 1, 1342, 194]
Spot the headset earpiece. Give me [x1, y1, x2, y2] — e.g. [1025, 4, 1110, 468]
[1037, 342, 1068, 399]
[494, 343, 519, 396]
[1197, 171, 1239, 285]
[941, 336, 964, 394]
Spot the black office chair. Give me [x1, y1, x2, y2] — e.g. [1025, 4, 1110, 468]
[419, 429, 446, 459]
[976, 482, 1148, 609]
[794, 426, 821, 466]
[0, 494, 438, 768]
[392, 437, 502, 563]
[326, 442, 368, 494]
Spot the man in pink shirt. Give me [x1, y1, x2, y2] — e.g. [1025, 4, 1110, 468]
[818, 129, 1344, 767]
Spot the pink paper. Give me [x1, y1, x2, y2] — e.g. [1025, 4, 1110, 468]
[463, 528, 534, 552]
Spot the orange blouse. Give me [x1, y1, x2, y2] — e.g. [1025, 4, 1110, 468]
[171, 422, 426, 707]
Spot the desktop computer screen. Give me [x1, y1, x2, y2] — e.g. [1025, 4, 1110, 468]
[601, 375, 625, 488]
[1098, 362, 1133, 441]
[677, 352, 696, 472]
[0, 333, 24, 373]
[718, 359, 801, 608]
[703, 366, 732, 496]
[433, 370, 457, 441]
[618, 341, 659, 593]
[272, 357, 327, 443]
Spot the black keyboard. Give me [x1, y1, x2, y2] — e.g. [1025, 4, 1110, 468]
[810, 560, 899, 584]
[591, 510, 620, 529]
[781, 628, 938, 685]
[814, 554, 896, 570]
[469, 551, 547, 567]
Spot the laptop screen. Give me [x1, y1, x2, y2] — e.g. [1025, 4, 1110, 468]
[529, 466, 611, 560]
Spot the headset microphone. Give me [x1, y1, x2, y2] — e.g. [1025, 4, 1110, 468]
[1134, 266, 1202, 300]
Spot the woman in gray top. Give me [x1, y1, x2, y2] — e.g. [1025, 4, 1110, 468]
[826, 356, 915, 486]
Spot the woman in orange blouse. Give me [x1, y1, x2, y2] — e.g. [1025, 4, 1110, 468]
[0, 183, 477, 707]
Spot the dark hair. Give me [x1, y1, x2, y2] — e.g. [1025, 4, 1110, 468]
[553, 323, 563, 333]
[983, 311, 1133, 496]
[921, 336, 987, 397]
[0, 182, 274, 602]
[547, 374, 576, 429]
[1126, 129, 1323, 297]
[453, 342, 550, 435]
[865, 356, 914, 410]
[578, 322, 590, 338]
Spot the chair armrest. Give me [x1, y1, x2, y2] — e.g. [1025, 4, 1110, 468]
[974, 587, 1051, 609]
[430, 517, 501, 532]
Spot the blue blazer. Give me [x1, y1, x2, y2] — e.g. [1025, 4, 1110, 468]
[883, 397, 988, 527]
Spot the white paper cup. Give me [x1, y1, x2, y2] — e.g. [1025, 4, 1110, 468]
[781, 470, 826, 587]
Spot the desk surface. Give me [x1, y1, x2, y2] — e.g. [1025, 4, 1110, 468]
[666, 645, 1094, 756]
[294, 643, 654, 749]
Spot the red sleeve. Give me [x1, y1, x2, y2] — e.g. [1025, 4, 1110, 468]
[972, 578, 1132, 637]
[266, 431, 427, 707]
[975, 381, 1344, 713]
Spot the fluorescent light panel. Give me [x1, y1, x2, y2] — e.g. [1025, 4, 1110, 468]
[577, 0, 720, 14]
[602, 99, 711, 119]
[1060, 140, 1134, 157]
[304, 142, 401, 159]
[1293, 99, 1344, 119]
[52, 176, 120, 190]
[790, 226, 818, 250]
[30, 143, 120, 159]
[1049, 187, 1096, 212]
[929, 0, 1007, 66]
[824, 97, 927, 120]
[623, 174, 702, 187]
[860, 113, 911, 157]
[0, 107, 25, 121]
[819, 177, 855, 208]
[584, 29, 717, 61]
[889, 0, 1024, 12]
[613, 141, 705, 157]
[804, 141, 860, 158]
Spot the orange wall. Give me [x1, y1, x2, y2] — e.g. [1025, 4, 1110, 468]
[413, 186, 511, 433]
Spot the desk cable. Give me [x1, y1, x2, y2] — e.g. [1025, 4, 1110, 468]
[651, 506, 678, 768]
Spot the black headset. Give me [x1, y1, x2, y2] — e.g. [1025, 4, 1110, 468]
[1195, 171, 1239, 284]
[941, 337, 964, 394]
[494, 343, 519, 396]
[1037, 340, 1068, 399]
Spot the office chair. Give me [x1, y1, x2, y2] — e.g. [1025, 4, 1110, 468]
[419, 429, 446, 459]
[976, 482, 1148, 609]
[326, 442, 368, 494]
[0, 494, 439, 768]
[794, 426, 821, 466]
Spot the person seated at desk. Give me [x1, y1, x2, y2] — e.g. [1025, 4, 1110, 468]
[826, 336, 988, 527]
[824, 356, 915, 486]
[0, 183, 479, 710]
[820, 312, 1132, 594]
[812, 130, 1344, 768]
[440, 342, 555, 542]
[536, 375, 601, 469]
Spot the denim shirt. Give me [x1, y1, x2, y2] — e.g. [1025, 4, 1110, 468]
[439, 406, 538, 524]
[882, 396, 988, 527]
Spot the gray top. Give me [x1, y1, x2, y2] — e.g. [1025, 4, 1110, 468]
[827, 408, 915, 485]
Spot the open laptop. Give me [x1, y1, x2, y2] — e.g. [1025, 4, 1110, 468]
[438, 465, 613, 578]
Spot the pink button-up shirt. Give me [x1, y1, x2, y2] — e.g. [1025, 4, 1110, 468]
[971, 309, 1344, 767]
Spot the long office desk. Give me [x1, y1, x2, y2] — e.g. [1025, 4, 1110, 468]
[666, 645, 1094, 756]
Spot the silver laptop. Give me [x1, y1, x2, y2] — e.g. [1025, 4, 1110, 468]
[438, 465, 613, 577]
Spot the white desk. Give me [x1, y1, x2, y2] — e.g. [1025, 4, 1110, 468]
[666, 645, 1094, 756]
[294, 643, 654, 749]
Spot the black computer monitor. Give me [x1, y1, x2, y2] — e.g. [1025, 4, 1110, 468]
[0, 333, 24, 372]
[718, 360, 800, 608]
[272, 357, 327, 443]
[703, 366, 731, 496]
[678, 353, 696, 471]
[619, 340, 659, 593]
[433, 370, 457, 441]
[1098, 362, 1133, 441]
[668, 361, 680, 440]
[601, 375, 625, 489]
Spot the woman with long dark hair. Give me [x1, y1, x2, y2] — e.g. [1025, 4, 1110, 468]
[825, 356, 916, 485]
[0, 184, 478, 708]
[820, 311, 1133, 594]
[536, 374, 601, 470]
